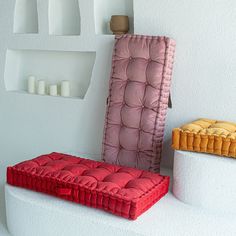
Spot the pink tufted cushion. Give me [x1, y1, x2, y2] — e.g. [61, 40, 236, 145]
[7, 152, 169, 220]
[102, 35, 176, 172]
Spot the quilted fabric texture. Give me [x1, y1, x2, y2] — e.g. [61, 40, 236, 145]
[7, 153, 169, 220]
[102, 34, 176, 172]
[172, 118, 236, 158]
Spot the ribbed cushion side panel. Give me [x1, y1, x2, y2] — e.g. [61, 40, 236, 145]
[172, 130, 236, 158]
[6, 153, 170, 220]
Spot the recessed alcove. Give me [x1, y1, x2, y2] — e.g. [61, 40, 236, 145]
[4, 49, 96, 99]
[94, 0, 134, 35]
[48, 0, 81, 35]
[13, 0, 39, 34]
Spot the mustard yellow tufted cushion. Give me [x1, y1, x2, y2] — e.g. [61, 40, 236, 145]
[172, 119, 236, 158]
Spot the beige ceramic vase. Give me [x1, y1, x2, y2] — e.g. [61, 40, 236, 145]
[110, 15, 129, 35]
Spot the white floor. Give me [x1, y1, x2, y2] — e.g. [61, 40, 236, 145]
[4, 168, 236, 236]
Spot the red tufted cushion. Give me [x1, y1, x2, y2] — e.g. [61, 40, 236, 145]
[102, 35, 176, 172]
[7, 153, 169, 220]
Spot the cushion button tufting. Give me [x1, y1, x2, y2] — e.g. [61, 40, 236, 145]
[129, 57, 132, 60]
[9, 152, 170, 220]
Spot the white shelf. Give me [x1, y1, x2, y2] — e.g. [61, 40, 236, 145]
[14, 0, 39, 34]
[48, 0, 81, 36]
[4, 49, 96, 99]
[94, 0, 134, 35]
[8, 91, 85, 100]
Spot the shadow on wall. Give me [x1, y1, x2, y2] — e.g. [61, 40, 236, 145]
[161, 138, 174, 168]
[0, 182, 7, 227]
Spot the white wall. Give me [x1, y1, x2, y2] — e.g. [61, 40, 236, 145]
[134, 0, 236, 167]
[0, 0, 236, 229]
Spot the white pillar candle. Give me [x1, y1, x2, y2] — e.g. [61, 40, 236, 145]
[61, 80, 70, 97]
[37, 80, 46, 95]
[28, 75, 36, 94]
[49, 84, 58, 96]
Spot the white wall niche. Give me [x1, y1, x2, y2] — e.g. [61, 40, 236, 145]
[49, 0, 81, 36]
[94, 0, 134, 35]
[13, 0, 39, 34]
[4, 49, 96, 99]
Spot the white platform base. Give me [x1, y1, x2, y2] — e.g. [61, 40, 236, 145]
[5, 168, 236, 236]
[173, 150, 236, 214]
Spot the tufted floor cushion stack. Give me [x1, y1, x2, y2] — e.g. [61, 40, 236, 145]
[102, 34, 176, 172]
[7, 152, 169, 220]
[172, 118, 236, 158]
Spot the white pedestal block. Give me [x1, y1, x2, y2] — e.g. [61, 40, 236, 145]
[173, 150, 236, 214]
[5, 168, 236, 236]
